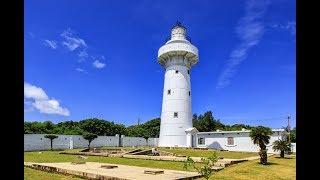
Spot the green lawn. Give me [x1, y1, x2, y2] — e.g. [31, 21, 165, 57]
[24, 150, 295, 180]
[213, 156, 296, 180]
[24, 167, 82, 180]
[158, 148, 257, 159]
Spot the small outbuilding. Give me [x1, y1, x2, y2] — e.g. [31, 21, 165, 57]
[192, 128, 285, 153]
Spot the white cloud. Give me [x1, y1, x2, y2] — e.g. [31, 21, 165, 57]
[32, 99, 70, 116]
[76, 68, 88, 73]
[92, 60, 106, 69]
[61, 28, 87, 51]
[24, 82, 70, 116]
[24, 83, 48, 100]
[216, 0, 270, 89]
[43, 40, 58, 49]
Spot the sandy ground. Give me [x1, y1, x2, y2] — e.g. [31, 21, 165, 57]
[24, 162, 201, 180]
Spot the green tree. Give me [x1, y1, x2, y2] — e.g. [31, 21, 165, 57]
[194, 112, 214, 132]
[43, 121, 55, 133]
[273, 139, 291, 158]
[249, 126, 273, 165]
[193, 111, 226, 132]
[24, 121, 47, 134]
[79, 118, 109, 135]
[44, 134, 58, 150]
[290, 127, 296, 143]
[142, 118, 160, 138]
[55, 121, 84, 135]
[82, 132, 98, 148]
[125, 118, 160, 139]
[224, 124, 253, 131]
[126, 125, 148, 138]
[184, 152, 219, 180]
[112, 123, 127, 136]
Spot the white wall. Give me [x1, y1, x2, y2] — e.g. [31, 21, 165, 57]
[24, 134, 158, 151]
[147, 138, 159, 147]
[24, 134, 71, 151]
[291, 143, 296, 153]
[196, 131, 284, 153]
[25, 134, 119, 151]
[122, 136, 147, 147]
[71, 135, 119, 149]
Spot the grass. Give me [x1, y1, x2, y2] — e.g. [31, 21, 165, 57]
[158, 148, 257, 159]
[24, 150, 295, 180]
[24, 167, 82, 180]
[212, 156, 296, 180]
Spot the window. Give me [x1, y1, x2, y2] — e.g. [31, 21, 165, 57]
[174, 112, 178, 118]
[227, 137, 234, 145]
[198, 137, 205, 145]
[167, 89, 171, 95]
[188, 70, 190, 74]
[175, 70, 179, 74]
[188, 91, 191, 96]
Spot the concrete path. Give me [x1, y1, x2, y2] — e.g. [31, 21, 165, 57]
[24, 162, 201, 180]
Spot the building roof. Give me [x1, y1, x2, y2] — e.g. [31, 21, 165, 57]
[196, 128, 284, 135]
[185, 127, 199, 133]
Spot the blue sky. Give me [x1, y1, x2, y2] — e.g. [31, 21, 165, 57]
[24, 0, 296, 128]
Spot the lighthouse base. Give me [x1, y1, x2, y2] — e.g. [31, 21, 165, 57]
[158, 135, 188, 147]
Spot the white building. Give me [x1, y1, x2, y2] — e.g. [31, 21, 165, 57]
[194, 128, 286, 153]
[158, 22, 199, 147]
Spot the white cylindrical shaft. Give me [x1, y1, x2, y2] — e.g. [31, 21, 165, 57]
[158, 57, 192, 147]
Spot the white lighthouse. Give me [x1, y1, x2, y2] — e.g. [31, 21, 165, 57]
[158, 22, 199, 147]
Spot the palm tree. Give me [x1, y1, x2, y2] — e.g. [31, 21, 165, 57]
[249, 126, 273, 165]
[273, 140, 291, 158]
[44, 134, 58, 150]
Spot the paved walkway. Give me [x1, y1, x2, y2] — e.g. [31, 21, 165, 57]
[24, 162, 201, 180]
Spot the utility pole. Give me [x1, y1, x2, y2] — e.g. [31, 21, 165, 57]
[287, 115, 291, 144]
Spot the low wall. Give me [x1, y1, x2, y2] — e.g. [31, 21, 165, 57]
[291, 143, 296, 153]
[122, 136, 147, 147]
[147, 138, 159, 147]
[24, 134, 159, 151]
[24, 134, 71, 151]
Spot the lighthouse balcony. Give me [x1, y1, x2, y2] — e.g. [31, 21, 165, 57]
[158, 42, 198, 66]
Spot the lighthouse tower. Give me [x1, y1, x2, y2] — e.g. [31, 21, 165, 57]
[158, 22, 199, 147]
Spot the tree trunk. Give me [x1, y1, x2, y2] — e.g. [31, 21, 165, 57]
[280, 150, 284, 158]
[50, 140, 53, 151]
[88, 141, 91, 149]
[259, 149, 268, 165]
